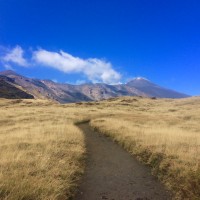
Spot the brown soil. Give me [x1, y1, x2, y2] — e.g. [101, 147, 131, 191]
[74, 122, 172, 200]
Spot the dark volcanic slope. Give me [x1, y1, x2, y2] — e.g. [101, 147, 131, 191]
[75, 123, 171, 200]
[127, 77, 189, 98]
[0, 76, 34, 99]
[0, 70, 189, 102]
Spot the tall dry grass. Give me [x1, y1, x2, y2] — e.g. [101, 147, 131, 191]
[90, 97, 200, 199]
[0, 99, 85, 200]
[1, 96, 200, 199]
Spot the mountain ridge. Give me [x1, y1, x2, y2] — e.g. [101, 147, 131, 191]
[0, 74, 34, 99]
[0, 70, 190, 102]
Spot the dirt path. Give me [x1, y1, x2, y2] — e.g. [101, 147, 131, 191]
[74, 122, 172, 200]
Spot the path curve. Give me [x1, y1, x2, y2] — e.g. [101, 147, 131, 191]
[74, 122, 171, 200]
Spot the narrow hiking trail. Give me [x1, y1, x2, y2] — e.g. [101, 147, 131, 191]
[74, 123, 172, 200]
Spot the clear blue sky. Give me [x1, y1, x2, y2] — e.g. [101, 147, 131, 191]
[0, 0, 199, 95]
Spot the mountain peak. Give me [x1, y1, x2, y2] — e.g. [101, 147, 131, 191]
[127, 77, 155, 87]
[133, 77, 149, 81]
[0, 70, 190, 101]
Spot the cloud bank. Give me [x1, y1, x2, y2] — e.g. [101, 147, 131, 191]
[1, 46, 121, 84]
[33, 49, 121, 84]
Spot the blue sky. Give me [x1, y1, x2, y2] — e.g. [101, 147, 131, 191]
[0, 0, 199, 95]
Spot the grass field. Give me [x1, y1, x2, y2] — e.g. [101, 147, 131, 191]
[0, 99, 86, 200]
[90, 97, 200, 199]
[0, 97, 200, 199]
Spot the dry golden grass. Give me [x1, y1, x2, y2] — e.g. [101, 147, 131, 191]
[90, 97, 200, 199]
[0, 96, 200, 199]
[0, 99, 86, 200]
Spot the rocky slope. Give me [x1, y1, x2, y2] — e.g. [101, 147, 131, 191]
[0, 70, 189, 102]
[0, 75, 34, 99]
[127, 77, 189, 98]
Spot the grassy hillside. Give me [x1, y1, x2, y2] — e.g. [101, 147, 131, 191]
[0, 96, 199, 199]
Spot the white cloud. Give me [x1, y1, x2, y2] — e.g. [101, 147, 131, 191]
[33, 49, 121, 84]
[0, 45, 122, 84]
[2, 46, 29, 67]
